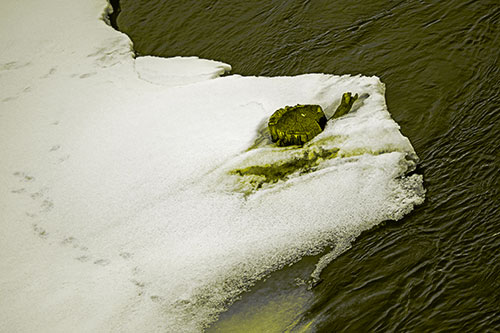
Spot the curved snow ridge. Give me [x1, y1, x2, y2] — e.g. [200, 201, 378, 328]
[134, 56, 232, 87]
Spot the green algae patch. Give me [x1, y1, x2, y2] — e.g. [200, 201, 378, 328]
[339, 146, 405, 158]
[227, 144, 412, 196]
[231, 147, 339, 193]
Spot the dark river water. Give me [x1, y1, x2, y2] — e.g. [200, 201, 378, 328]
[112, 0, 499, 331]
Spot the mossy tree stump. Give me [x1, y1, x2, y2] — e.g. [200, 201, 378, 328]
[268, 92, 358, 147]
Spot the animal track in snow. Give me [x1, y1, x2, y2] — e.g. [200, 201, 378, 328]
[49, 145, 61, 152]
[13, 171, 35, 182]
[76, 255, 90, 262]
[40, 67, 57, 79]
[32, 223, 48, 238]
[9, 171, 134, 272]
[119, 252, 132, 259]
[0, 61, 31, 71]
[94, 259, 111, 266]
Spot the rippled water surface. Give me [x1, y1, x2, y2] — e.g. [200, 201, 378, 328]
[115, 0, 499, 331]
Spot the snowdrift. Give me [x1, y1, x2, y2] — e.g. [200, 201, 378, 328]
[0, 1, 424, 331]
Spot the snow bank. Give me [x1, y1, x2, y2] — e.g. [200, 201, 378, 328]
[135, 56, 231, 86]
[0, 0, 424, 332]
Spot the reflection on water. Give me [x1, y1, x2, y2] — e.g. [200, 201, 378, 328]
[116, 0, 500, 331]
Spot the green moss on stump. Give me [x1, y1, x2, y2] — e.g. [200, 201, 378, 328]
[331, 92, 358, 120]
[268, 104, 326, 146]
[268, 92, 358, 147]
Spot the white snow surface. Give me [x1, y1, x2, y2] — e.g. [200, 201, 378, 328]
[134, 56, 232, 86]
[0, 0, 424, 332]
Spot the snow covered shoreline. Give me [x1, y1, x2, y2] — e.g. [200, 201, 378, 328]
[0, 1, 424, 331]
